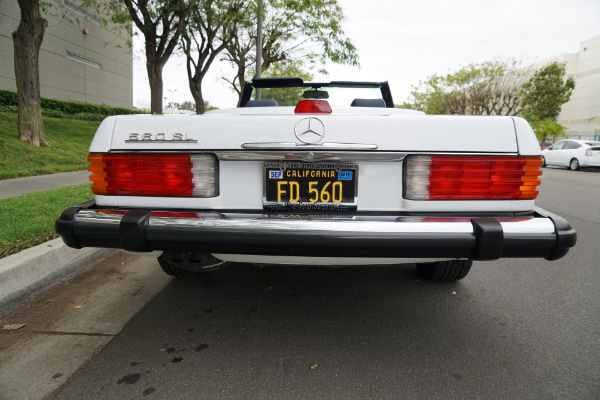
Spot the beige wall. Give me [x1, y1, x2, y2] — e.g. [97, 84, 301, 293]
[0, 1, 132, 108]
[547, 36, 600, 134]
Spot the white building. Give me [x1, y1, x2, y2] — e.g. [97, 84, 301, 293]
[0, 1, 132, 108]
[550, 35, 600, 138]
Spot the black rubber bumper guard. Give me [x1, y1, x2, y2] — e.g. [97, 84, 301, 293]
[56, 201, 577, 261]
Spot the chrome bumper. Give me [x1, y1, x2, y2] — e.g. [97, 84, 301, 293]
[56, 201, 576, 261]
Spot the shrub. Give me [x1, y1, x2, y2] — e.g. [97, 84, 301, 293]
[0, 90, 18, 106]
[69, 112, 106, 121]
[0, 88, 146, 120]
[41, 109, 67, 119]
[0, 105, 18, 113]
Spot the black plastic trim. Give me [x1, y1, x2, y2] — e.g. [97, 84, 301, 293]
[252, 77, 305, 88]
[56, 201, 577, 261]
[120, 210, 152, 252]
[471, 218, 504, 260]
[55, 200, 96, 249]
[238, 79, 394, 108]
[147, 228, 473, 258]
[380, 81, 394, 108]
[533, 206, 578, 261]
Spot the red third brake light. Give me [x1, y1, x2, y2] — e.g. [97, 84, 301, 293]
[294, 100, 332, 114]
[404, 156, 543, 200]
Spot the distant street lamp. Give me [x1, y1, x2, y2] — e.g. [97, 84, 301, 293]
[168, 88, 177, 108]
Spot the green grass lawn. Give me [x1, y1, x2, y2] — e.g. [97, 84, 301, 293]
[0, 183, 93, 258]
[0, 113, 99, 257]
[0, 112, 99, 179]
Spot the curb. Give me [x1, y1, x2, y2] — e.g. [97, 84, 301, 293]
[0, 238, 115, 316]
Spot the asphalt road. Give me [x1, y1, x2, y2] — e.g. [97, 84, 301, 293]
[8, 167, 600, 399]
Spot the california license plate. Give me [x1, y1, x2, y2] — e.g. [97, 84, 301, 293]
[264, 162, 357, 211]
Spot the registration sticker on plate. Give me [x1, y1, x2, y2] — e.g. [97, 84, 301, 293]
[264, 162, 357, 211]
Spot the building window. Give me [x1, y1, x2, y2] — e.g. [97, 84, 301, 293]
[66, 51, 102, 69]
[65, 1, 101, 24]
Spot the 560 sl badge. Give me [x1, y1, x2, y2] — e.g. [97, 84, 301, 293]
[125, 133, 197, 143]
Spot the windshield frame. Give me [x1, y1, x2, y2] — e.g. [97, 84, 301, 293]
[238, 78, 395, 108]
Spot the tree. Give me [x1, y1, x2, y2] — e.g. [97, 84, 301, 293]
[521, 62, 575, 121]
[12, 0, 49, 147]
[526, 117, 568, 143]
[114, 0, 194, 114]
[12, 0, 133, 146]
[520, 62, 575, 142]
[405, 60, 532, 116]
[179, 100, 196, 111]
[259, 61, 313, 105]
[181, 0, 247, 114]
[222, 0, 359, 99]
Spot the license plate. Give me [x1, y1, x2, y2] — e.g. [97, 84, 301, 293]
[264, 162, 357, 211]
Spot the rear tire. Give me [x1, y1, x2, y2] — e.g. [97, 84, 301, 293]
[415, 260, 473, 281]
[569, 158, 580, 171]
[157, 254, 198, 278]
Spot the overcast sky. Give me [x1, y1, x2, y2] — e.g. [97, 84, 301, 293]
[133, 0, 600, 109]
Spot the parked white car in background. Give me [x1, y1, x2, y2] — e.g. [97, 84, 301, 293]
[541, 139, 600, 170]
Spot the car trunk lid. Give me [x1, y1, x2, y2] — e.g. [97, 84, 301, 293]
[96, 113, 519, 154]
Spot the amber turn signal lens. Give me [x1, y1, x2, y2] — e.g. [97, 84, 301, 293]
[88, 153, 108, 195]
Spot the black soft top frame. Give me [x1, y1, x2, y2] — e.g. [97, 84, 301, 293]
[238, 77, 395, 108]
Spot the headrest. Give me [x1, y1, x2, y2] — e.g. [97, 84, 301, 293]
[246, 100, 279, 107]
[350, 98, 386, 108]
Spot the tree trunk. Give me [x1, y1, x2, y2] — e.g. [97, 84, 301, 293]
[13, 0, 49, 147]
[235, 64, 246, 103]
[194, 92, 206, 114]
[189, 76, 206, 115]
[147, 61, 164, 114]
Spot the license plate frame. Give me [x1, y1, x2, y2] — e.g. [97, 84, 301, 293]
[263, 162, 358, 211]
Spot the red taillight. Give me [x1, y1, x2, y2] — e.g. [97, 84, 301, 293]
[404, 156, 543, 200]
[96, 210, 198, 218]
[152, 211, 199, 218]
[88, 154, 217, 197]
[294, 100, 332, 114]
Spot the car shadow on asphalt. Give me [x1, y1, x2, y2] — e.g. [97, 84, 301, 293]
[55, 261, 553, 399]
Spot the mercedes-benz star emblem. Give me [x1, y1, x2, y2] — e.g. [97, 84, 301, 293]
[294, 117, 326, 144]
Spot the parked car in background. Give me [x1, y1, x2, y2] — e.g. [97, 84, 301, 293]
[541, 139, 600, 170]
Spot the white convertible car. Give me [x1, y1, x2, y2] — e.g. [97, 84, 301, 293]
[56, 78, 576, 281]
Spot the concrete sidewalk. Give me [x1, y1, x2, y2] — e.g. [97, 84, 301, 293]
[0, 170, 90, 199]
[0, 239, 114, 316]
[1, 170, 114, 316]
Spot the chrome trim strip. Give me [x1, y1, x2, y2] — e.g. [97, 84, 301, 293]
[74, 210, 556, 235]
[148, 217, 475, 233]
[212, 254, 455, 265]
[216, 151, 407, 162]
[76, 211, 122, 225]
[499, 218, 555, 234]
[105, 150, 521, 163]
[241, 142, 378, 150]
[215, 151, 521, 162]
[125, 140, 198, 143]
